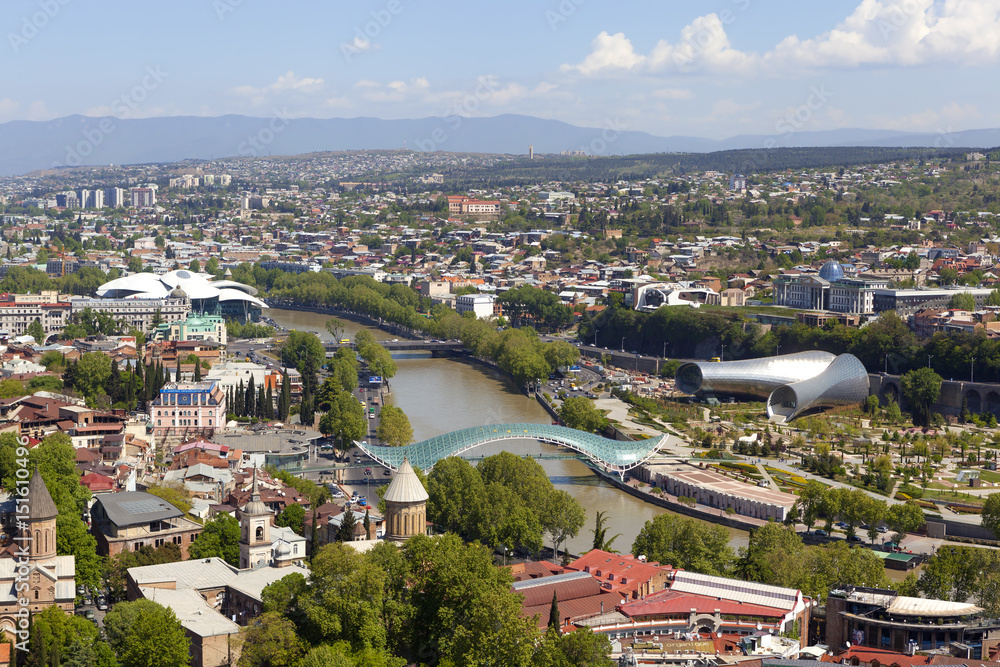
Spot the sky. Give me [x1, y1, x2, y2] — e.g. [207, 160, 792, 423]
[2, 0, 998, 139]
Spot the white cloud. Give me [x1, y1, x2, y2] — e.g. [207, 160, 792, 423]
[769, 0, 1000, 68]
[879, 101, 981, 131]
[648, 14, 757, 73]
[564, 1, 1000, 78]
[0, 98, 20, 122]
[356, 77, 434, 104]
[26, 101, 53, 120]
[232, 71, 325, 105]
[651, 88, 694, 100]
[561, 31, 645, 75]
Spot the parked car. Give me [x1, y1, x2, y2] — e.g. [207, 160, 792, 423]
[97, 596, 108, 611]
[813, 529, 828, 537]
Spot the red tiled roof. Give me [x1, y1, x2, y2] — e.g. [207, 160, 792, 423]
[80, 472, 115, 492]
[820, 646, 933, 666]
[620, 589, 788, 620]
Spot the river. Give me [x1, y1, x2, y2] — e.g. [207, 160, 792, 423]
[267, 308, 749, 555]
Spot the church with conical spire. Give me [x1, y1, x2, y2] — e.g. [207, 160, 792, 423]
[382, 458, 429, 542]
[0, 468, 76, 641]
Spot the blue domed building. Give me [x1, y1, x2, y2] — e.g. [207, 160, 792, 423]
[774, 260, 887, 315]
[818, 260, 845, 282]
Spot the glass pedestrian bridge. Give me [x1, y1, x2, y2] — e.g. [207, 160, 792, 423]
[356, 423, 667, 479]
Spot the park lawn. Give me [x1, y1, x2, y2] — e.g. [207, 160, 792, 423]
[916, 487, 985, 505]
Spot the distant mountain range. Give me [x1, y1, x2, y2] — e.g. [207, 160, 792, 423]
[1, 113, 998, 176]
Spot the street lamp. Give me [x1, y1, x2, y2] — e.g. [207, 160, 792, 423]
[928, 355, 933, 369]
[721, 344, 726, 362]
[972, 357, 977, 384]
[621, 337, 626, 352]
[775, 342, 780, 357]
[593, 328, 599, 347]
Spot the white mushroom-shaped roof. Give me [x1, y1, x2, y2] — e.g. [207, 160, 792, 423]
[94, 270, 266, 310]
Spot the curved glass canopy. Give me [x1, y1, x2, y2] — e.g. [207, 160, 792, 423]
[356, 423, 667, 478]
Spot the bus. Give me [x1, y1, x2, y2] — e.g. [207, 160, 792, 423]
[339, 338, 351, 344]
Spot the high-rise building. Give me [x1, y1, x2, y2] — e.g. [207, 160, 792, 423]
[105, 187, 125, 207]
[75, 188, 105, 208]
[130, 187, 156, 208]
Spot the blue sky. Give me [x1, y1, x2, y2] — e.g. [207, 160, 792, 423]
[2, 0, 998, 138]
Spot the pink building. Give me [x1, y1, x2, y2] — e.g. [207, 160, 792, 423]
[151, 381, 227, 442]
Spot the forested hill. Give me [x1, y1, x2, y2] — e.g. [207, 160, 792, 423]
[430, 146, 979, 188]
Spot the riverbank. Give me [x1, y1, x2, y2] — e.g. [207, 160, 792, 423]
[265, 305, 755, 542]
[264, 299, 422, 340]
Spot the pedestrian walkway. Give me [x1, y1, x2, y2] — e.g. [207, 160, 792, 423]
[756, 462, 780, 491]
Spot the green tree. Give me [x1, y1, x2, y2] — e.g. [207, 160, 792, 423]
[276, 503, 306, 535]
[558, 397, 607, 434]
[337, 508, 358, 542]
[734, 522, 806, 588]
[25, 604, 117, 667]
[939, 267, 959, 285]
[948, 292, 976, 311]
[541, 489, 586, 562]
[299, 542, 391, 652]
[326, 318, 346, 341]
[188, 258, 201, 272]
[543, 340, 580, 370]
[983, 493, 1000, 540]
[282, 330, 326, 372]
[401, 534, 539, 666]
[793, 481, 827, 533]
[591, 510, 621, 552]
[886, 501, 926, 543]
[988, 288, 1000, 307]
[27, 318, 45, 342]
[237, 612, 308, 667]
[830, 487, 872, 540]
[901, 367, 943, 428]
[103, 599, 190, 667]
[548, 590, 561, 632]
[631, 514, 734, 576]
[0, 378, 26, 398]
[74, 351, 113, 400]
[189, 513, 241, 565]
[145, 481, 192, 514]
[377, 405, 413, 447]
[473, 482, 544, 553]
[542, 629, 614, 667]
[806, 541, 890, 600]
[427, 457, 485, 536]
